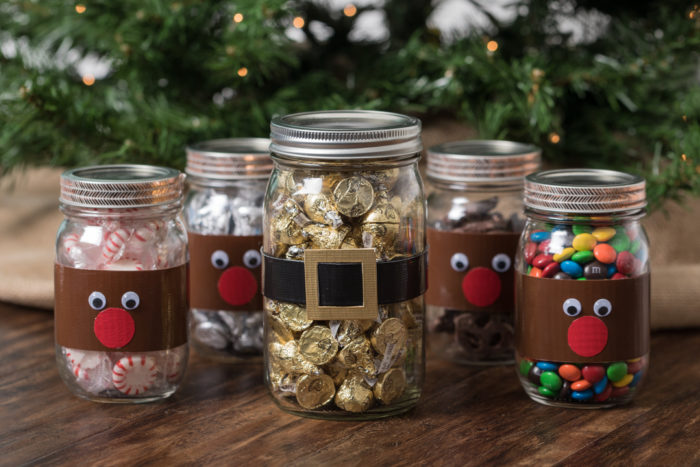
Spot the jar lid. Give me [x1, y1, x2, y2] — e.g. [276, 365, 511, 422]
[186, 138, 272, 180]
[427, 140, 541, 183]
[270, 110, 422, 160]
[60, 164, 184, 208]
[524, 169, 646, 214]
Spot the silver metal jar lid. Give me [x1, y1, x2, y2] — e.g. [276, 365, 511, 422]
[524, 169, 647, 214]
[186, 138, 272, 180]
[270, 110, 422, 160]
[427, 140, 541, 183]
[60, 164, 184, 208]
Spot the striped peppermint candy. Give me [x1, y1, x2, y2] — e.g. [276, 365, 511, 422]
[64, 233, 81, 254]
[112, 355, 158, 396]
[102, 228, 132, 263]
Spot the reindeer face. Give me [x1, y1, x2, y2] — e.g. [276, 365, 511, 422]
[188, 233, 263, 311]
[426, 230, 520, 312]
[516, 273, 650, 363]
[54, 264, 188, 352]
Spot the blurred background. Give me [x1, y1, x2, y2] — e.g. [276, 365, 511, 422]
[0, 0, 699, 324]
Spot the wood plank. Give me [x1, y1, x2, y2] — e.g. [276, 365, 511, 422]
[0, 301, 698, 466]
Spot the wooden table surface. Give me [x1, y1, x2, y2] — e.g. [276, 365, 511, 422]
[2, 301, 699, 466]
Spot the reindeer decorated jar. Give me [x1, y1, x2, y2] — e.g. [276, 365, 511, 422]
[185, 138, 272, 361]
[426, 141, 540, 365]
[515, 169, 650, 408]
[54, 165, 188, 403]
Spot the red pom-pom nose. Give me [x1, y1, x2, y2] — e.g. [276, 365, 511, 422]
[567, 316, 608, 357]
[461, 267, 502, 307]
[218, 266, 258, 306]
[94, 307, 135, 349]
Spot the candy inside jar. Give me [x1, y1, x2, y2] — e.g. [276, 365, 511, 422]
[263, 110, 426, 420]
[425, 140, 541, 365]
[184, 139, 271, 361]
[54, 165, 189, 403]
[515, 169, 650, 408]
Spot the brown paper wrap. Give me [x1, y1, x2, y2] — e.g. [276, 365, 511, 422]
[188, 233, 263, 311]
[426, 229, 519, 312]
[54, 263, 188, 352]
[515, 272, 650, 362]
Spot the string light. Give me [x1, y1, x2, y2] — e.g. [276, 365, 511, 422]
[343, 4, 357, 17]
[237, 67, 248, 77]
[293, 16, 305, 28]
[682, 153, 688, 162]
[82, 74, 95, 86]
[233, 13, 243, 23]
[486, 40, 498, 52]
[683, 115, 688, 122]
[549, 132, 560, 144]
[75, 4, 86, 14]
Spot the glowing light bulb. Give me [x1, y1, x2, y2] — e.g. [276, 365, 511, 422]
[75, 4, 86, 14]
[549, 132, 560, 144]
[82, 74, 95, 86]
[237, 67, 248, 77]
[486, 40, 498, 52]
[682, 153, 688, 162]
[293, 16, 305, 28]
[343, 4, 357, 17]
[233, 13, 243, 23]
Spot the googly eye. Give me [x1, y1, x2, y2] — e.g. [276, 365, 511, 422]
[88, 291, 106, 311]
[593, 298, 612, 317]
[211, 250, 229, 269]
[243, 249, 262, 269]
[450, 253, 469, 272]
[121, 291, 140, 310]
[563, 298, 582, 317]
[491, 253, 512, 273]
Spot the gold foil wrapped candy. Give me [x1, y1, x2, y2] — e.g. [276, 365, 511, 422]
[303, 224, 351, 250]
[374, 368, 406, 405]
[371, 317, 408, 355]
[303, 193, 343, 228]
[334, 372, 375, 413]
[277, 302, 313, 332]
[299, 326, 339, 365]
[338, 336, 376, 376]
[333, 176, 374, 218]
[296, 374, 336, 410]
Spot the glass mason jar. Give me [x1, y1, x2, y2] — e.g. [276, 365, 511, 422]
[426, 141, 540, 365]
[184, 138, 272, 361]
[515, 169, 649, 408]
[262, 110, 426, 420]
[54, 165, 188, 403]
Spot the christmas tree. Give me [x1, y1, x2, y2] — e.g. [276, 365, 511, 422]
[1, 0, 698, 208]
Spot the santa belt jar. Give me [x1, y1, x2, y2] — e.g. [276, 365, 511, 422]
[262, 110, 427, 420]
[515, 168, 650, 408]
[54, 164, 188, 403]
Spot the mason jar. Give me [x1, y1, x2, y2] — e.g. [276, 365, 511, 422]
[54, 165, 188, 403]
[184, 138, 272, 361]
[425, 141, 540, 365]
[262, 110, 426, 420]
[515, 169, 649, 408]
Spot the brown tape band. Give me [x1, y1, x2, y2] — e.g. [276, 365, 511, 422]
[54, 264, 188, 352]
[515, 272, 650, 362]
[425, 229, 520, 313]
[188, 232, 263, 311]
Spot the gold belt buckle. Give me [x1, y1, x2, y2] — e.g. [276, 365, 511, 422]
[304, 248, 378, 320]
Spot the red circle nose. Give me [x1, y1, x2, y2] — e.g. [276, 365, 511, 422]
[461, 267, 502, 307]
[218, 266, 258, 306]
[94, 307, 135, 349]
[568, 316, 608, 357]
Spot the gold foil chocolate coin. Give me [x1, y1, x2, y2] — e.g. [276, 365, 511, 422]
[334, 372, 374, 413]
[333, 176, 374, 217]
[296, 374, 336, 409]
[299, 326, 339, 365]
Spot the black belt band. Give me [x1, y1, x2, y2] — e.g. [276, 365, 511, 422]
[263, 250, 427, 306]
